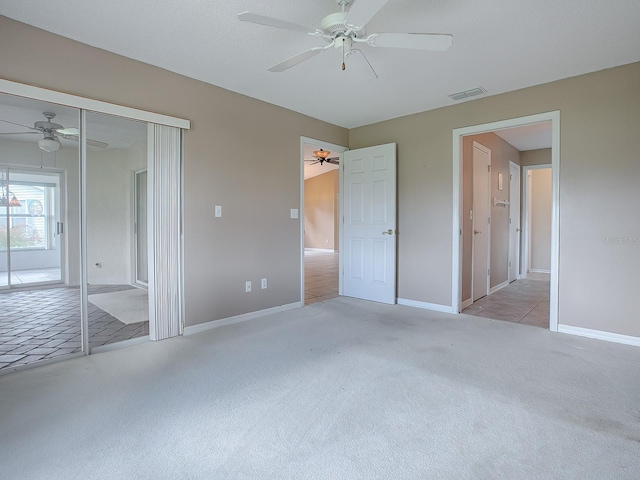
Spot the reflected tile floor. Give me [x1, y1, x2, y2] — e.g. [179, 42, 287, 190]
[0, 284, 148, 371]
[305, 249, 338, 305]
[463, 274, 550, 328]
[0, 267, 61, 286]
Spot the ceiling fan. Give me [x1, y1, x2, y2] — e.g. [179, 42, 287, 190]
[0, 112, 108, 152]
[305, 148, 340, 166]
[238, 0, 453, 77]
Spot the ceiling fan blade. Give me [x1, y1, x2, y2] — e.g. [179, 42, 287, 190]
[345, 49, 378, 80]
[326, 158, 340, 165]
[0, 131, 39, 135]
[369, 33, 453, 51]
[0, 118, 37, 130]
[59, 134, 108, 149]
[238, 11, 317, 34]
[268, 46, 328, 72]
[345, 0, 389, 29]
[56, 127, 79, 135]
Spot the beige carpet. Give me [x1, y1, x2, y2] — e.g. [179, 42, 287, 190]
[88, 288, 149, 325]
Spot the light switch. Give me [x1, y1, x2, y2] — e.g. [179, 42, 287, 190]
[290, 208, 299, 219]
[215, 205, 222, 218]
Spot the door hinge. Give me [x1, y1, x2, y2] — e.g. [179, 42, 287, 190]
[488, 217, 491, 225]
[488, 268, 490, 276]
[488, 165, 491, 172]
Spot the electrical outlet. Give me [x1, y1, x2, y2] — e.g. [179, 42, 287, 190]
[245, 281, 252, 293]
[261, 278, 267, 289]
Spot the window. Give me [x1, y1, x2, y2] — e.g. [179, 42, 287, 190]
[0, 174, 56, 251]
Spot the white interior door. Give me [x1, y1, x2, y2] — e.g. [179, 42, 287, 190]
[472, 142, 491, 301]
[508, 162, 521, 282]
[342, 143, 396, 304]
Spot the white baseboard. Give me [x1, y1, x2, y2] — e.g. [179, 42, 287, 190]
[91, 335, 150, 353]
[490, 280, 509, 294]
[397, 298, 455, 314]
[304, 248, 334, 252]
[529, 269, 551, 274]
[184, 302, 303, 336]
[558, 325, 640, 347]
[461, 298, 473, 309]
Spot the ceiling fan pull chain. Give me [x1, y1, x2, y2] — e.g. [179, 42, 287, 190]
[342, 40, 346, 71]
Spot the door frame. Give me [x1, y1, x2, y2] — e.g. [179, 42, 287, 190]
[508, 161, 521, 282]
[299, 136, 348, 304]
[132, 168, 148, 288]
[0, 166, 65, 289]
[452, 111, 560, 332]
[522, 164, 552, 277]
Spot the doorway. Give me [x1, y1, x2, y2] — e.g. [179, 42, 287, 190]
[300, 137, 345, 305]
[453, 112, 560, 331]
[134, 169, 148, 287]
[0, 168, 63, 288]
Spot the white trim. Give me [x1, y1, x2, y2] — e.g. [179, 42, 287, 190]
[461, 298, 473, 309]
[91, 335, 150, 354]
[508, 161, 521, 282]
[299, 137, 348, 304]
[490, 280, 509, 294]
[304, 248, 335, 252]
[452, 111, 560, 332]
[558, 325, 640, 347]
[0, 78, 190, 129]
[529, 268, 551, 274]
[184, 302, 302, 336]
[398, 298, 455, 314]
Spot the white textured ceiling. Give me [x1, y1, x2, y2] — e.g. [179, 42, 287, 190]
[1, 0, 639, 128]
[494, 122, 552, 151]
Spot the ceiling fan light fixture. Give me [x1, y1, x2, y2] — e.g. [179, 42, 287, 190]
[38, 136, 61, 152]
[9, 194, 21, 208]
[313, 149, 330, 159]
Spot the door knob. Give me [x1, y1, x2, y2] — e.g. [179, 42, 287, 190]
[516, 228, 521, 232]
[474, 230, 481, 234]
[382, 229, 394, 235]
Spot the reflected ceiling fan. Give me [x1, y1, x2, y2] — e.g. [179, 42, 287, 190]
[305, 148, 340, 166]
[0, 112, 108, 152]
[238, 0, 453, 78]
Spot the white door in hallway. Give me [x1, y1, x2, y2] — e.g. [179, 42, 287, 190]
[342, 143, 396, 304]
[509, 162, 521, 282]
[472, 142, 491, 301]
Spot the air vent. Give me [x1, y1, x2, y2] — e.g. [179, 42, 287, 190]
[448, 87, 487, 101]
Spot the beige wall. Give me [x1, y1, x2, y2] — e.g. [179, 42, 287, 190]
[304, 171, 338, 250]
[462, 133, 520, 301]
[0, 16, 348, 325]
[521, 148, 551, 167]
[2, 16, 640, 339]
[351, 61, 640, 337]
[86, 143, 146, 285]
[529, 168, 552, 272]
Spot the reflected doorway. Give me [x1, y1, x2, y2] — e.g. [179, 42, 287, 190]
[1, 168, 63, 288]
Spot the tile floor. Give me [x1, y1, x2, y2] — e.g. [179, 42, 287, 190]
[0, 284, 149, 371]
[0, 267, 61, 286]
[462, 273, 550, 328]
[305, 249, 338, 305]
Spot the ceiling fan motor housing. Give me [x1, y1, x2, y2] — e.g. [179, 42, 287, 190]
[321, 12, 365, 39]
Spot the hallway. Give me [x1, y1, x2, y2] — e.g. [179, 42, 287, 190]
[462, 273, 550, 328]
